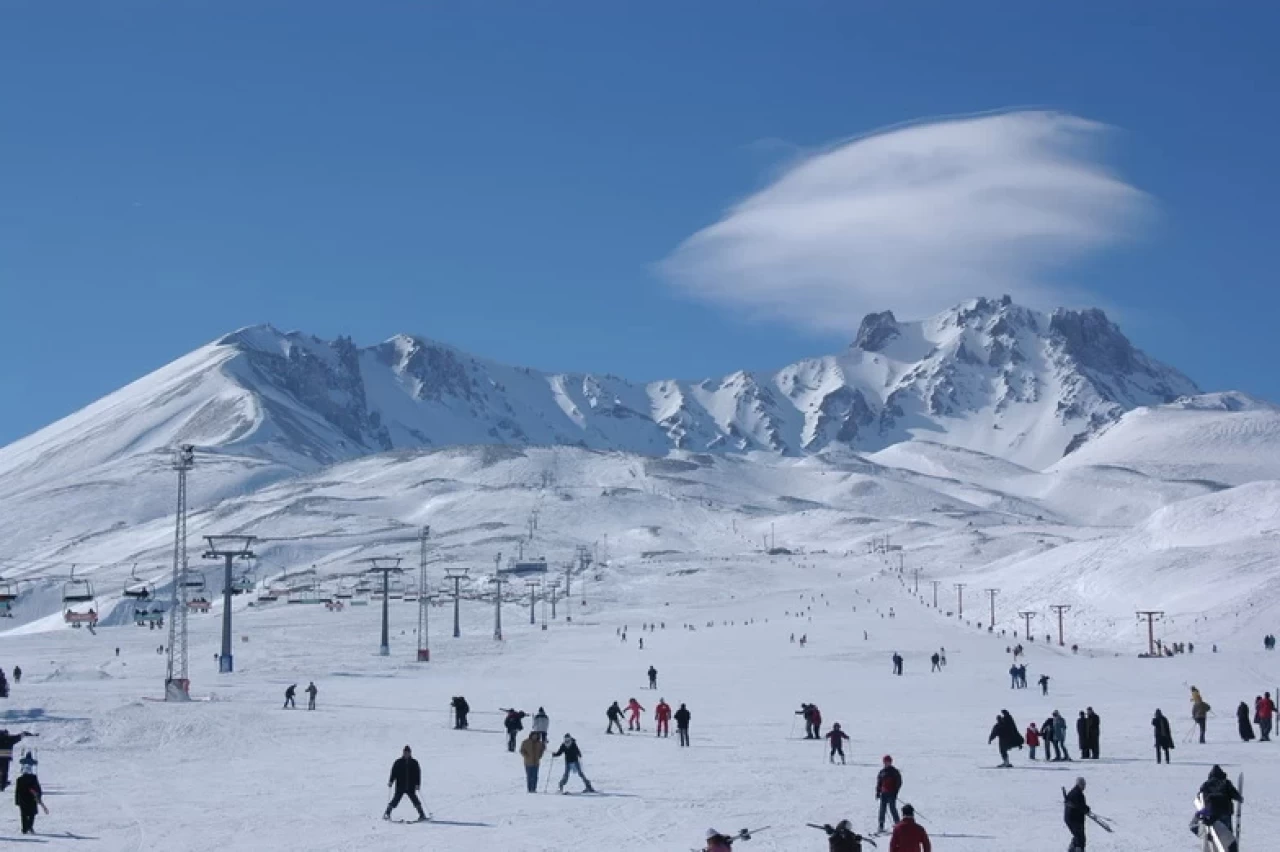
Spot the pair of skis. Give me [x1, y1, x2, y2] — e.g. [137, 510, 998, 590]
[805, 823, 877, 847]
[1061, 787, 1115, 834]
[689, 826, 770, 850]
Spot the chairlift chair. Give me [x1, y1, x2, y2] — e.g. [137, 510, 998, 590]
[122, 565, 155, 601]
[63, 570, 95, 605]
[0, 579, 15, 617]
[184, 573, 207, 593]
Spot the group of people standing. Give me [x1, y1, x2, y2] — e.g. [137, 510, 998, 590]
[1235, 690, 1275, 742]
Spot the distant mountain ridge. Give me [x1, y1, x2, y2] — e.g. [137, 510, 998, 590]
[0, 297, 1204, 483]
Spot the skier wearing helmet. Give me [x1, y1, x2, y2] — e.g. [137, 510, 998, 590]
[876, 755, 903, 833]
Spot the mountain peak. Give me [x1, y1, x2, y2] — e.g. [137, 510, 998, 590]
[852, 310, 900, 351]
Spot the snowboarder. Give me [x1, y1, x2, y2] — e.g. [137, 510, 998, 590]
[876, 754, 902, 832]
[889, 803, 930, 851]
[532, 707, 550, 743]
[606, 701, 624, 734]
[451, 696, 470, 729]
[1256, 692, 1275, 741]
[305, 681, 318, 710]
[1084, 708, 1100, 759]
[655, 698, 672, 737]
[553, 734, 594, 793]
[1063, 776, 1089, 852]
[283, 684, 296, 709]
[627, 698, 645, 731]
[815, 819, 866, 852]
[383, 745, 428, 821]
[13, 755, 45, 835]
[1192, 692, 1211, 744]
[1235, 701, 1254, 742]
[1194, 765, 1241, 851]
[1038, 674, 1050, 696]
[648, 665, 658, 689]
[0, 730, 35, 793]
[675, 702, 691, 746]
[519, 731, 545, 793]
[987, 710, 1023, 767]
[503, 708, 527, 752]
[1152, 709, 1174, 764]
[1025, 722, 1041, 760]
[825, 723, 849, 764]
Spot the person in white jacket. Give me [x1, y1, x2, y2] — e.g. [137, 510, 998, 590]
[532, 707, 550, 743]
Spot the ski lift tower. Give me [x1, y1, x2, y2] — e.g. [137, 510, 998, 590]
[361, 557, 404, 656]
[416, 526, 431, 662]
[203, 534, 257, 673]
[165, 445, 195, 701]
[445, 565, 469, 638]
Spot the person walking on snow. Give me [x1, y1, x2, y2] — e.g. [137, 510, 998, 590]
[305, 681, 318, 710]
[1063, 776, 1089, 852]
[648, 666, 658, 689]
[606, 701, 625, 735]
[11, 667, 20, 685]
[876, 755, 903, 832]
[13, 756, 46, 835]
[283, 684, 296, 709]
[1191, 690, 1211, 744]
[1084, 708, 1100, 759]
[503, 708, 527, 752]
[889, 803, 930, 852]
[1038, 674, 1050, 696]
[532, 707, 550, 743]
[451, 695, 470, 729]
[1052, 710, 1071, 761]
[1009, 664, 1019, 689]
[627, 698, 645, 732]
[1195, 764, 1241, 848]
[930, 653, 941, 672]
[1025, 722, 1041, 761]
[553, 734, 594, 793]
[1152, 709, 1174, 763]
[1076, 712, 1088, 757]
[675, 703, 691, 747]
[1256, 692, 1275, 741]
[892, 653, 903, 676]
[655, 699, 672, 738]
[825, 723, 849, 764]
[383, 745, 428, 821]
[519, 731, 546, 793]
[1236, 701, 1254, 742]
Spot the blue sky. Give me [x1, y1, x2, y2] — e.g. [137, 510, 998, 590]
[2, 3, 1277, 446]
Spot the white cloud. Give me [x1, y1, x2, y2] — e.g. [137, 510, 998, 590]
[661, 110, 1150, 332]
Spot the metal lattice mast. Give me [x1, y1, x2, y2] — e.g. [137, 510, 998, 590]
[417, 526, 431, 662]
[165, 445, 195, 700]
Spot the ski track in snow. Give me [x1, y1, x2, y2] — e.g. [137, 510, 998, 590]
[0, 554, 1276, 851]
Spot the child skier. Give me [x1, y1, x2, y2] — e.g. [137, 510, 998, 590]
[825, 723, 849, 764]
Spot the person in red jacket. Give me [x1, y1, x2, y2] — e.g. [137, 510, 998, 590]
[627, 698, 645, 732]
[889, 804, 930, 852]
[1256, 692, 1276, 741]
[809, 704, 823, 740]
[825, 723, 850, 764]
[655, 699, 672, 738]
[1025, 722, 1042, 760]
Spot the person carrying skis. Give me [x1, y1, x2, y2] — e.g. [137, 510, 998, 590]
[876, 755, 902, 832]
[383, 745, 428, 821]
[606, 701, 624, 734]
[655, 698, 672, 738]
[705, 829, 735, 851]
[1192, 692, 1211, 744]
[503, 708, 527, 752]
[626, 698, 645, 732]
[553, 734, 594, 793]
[648, 665, 658, 689]
[1194, 764, 1241, 849]
[1025, 722, 1041, 760]
[1063, 776, 1089, 852]
[0, 730, 35, 791]
[675, 702, 691, 746]
[987, 710, 1023, 767]
[1038, 674, 1051, 696]
[1152, 709, 1174, 764]
[305, 681, 318, 711]
[1257, 691, 1275, 741]
[283, 684, 296, 709]
[532, 707, 550, 743]
[451, 695, 470, 729]
[888, 803, 930, 851]
[13, 755, 45, 835]
[825, 723, 849, 764]
[817, 820, 865, 852]
[519, 731, 546, 793]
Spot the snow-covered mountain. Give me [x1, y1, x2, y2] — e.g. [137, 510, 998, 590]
[0, 297, 1200, 491]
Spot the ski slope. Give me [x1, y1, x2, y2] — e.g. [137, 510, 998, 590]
[1, 551, 1276, 851]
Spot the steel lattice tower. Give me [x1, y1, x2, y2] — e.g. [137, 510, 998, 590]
[416, 526, 430, 661]
[165, 445, 195, 700]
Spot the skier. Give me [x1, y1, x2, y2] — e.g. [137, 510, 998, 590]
[503, 708, 527, 752]
[1041, 715, 1057, 762]
[0, 730, 35, 792]
[627, 698, 645, 732]
[797, 704, 816, 739]
[10, 667, 19, 685]
[532, 707, 550, 743]
[1194, 764, 1241, 851]
[606, 701, 624, 734]
[1192, 691, 1211, 744]
[888, 803, 930, 851]
[1052, 710, 1071, 761]
[305, 681, 318, 711]
[987, 710, 1023, 767]
[451, 695, 470, 729]
[1256, 692, 1275, 741]
[519, 731, 545, 793]
[816, 819, 866, 852]
[13, 755, 45, 835]
[553, 734, 594, 793]
[930, 653, 940, 672]
[1025, 722, 1041, 761]
[383, 745, 428, 821]
[1063, 776, 1089, 852]
[809, 703, 823, 739]
[648, 665, 658, 690]
[283, 684, 296, 709]
[1152, 709, 1174, 764]
[1235, 701, 1254, 742]
[876, 754, 902, 832]
[675, 702, 691, 747]
[655, 698, 672, 738]
[825, 723, 849, 764]
[1084, 708, 1100, 759]
[1038, 674, 1051, 696]
[892, 653, 903, 676]
[1018, 664, 1027, 688]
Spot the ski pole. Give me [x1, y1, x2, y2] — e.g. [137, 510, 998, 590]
[543, 755, 557, 793]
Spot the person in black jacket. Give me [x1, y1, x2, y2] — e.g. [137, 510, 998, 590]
[553, 734, 594, 793]
[674, 703, 691, 747]
[987, 711, 1023, 767]
[451, 696, 470, 729]
[0, 730, 36, 792]
[875, 755, 902, 832]
[383, 746, 427, 821]
[1076, 712, 1089, 759]
[1235, 702, 1255, 742]
[818, 820, 865, 851]
[1152, 709, 1174, 764]
[1084, 708, 1100, 759]
[606, 701, 624, 735]
[648, 666, 658, 689]
[282, 685, 296, 709]
[1064, 776, 1089, 852]
[13, 758, 46, 835]
[503, 708, 527, 752]
[1198, 764, 1242, 830]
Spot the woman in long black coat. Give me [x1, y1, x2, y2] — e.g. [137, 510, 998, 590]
[1152, 709, 1174, 763]
[1237, 701, 1255, 741]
